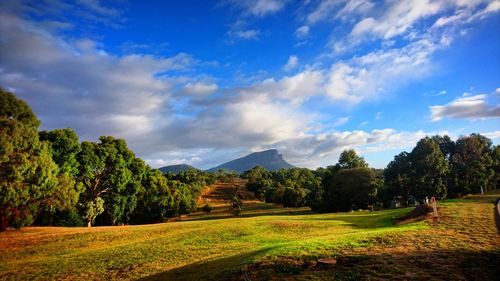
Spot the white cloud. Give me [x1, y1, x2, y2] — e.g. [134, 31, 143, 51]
[350, 0, 442, 40]
[283, 55, 299, 71]
[430, 94, 500, 121]
[332, 116, 349, 127]
[483, 131, 500, 140]
[295, 25, 310, 39]
[307, 0, 374, 24]
[229, 0, 287, 17]
[324, 37, 438, 104]
[263, 129, 430, 168]
[248, 70, 324, 106]
[227, 21, 261, 40]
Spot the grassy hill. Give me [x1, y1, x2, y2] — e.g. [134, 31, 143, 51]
[1, 189, 499, 280]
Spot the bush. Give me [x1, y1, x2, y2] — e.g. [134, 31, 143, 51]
[229, 196, 242, 216]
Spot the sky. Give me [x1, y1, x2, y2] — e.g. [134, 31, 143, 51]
[0, 0, 499, 169]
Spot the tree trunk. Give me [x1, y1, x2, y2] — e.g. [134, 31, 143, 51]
[87, 220, 92, 228]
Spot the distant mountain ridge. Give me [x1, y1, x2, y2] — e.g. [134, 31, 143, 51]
[158, 164, 198, 174]
[208, 149, 294, 173]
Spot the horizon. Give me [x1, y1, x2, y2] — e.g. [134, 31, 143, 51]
[1, 0, 499, 170]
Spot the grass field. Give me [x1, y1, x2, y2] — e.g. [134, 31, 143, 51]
[1, 188, 499, 281]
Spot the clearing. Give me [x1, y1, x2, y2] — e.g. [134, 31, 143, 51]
[0, 185, 498, 281]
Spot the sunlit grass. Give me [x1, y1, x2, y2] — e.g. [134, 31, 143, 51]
[1, 191, 499, 280]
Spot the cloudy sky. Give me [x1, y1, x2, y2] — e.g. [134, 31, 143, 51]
[0, 0, 499, 169]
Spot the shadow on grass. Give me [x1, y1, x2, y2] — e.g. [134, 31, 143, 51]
[138, 247, 274, 281]
[240, 249, 500, 281]
[183, 209, 314, 222]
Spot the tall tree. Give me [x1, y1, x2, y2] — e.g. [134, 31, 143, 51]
[0, 89, 60, 231]
[326, 168, 378, 212]
[77, 137, 144, 227]
[383, 152, 412, 206]
[449, 134, 494, 195]
[337, 150, 369, 169]
[409, 137, 449, 200]
[490, 145, 500, 191]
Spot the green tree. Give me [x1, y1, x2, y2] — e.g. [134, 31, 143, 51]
[83, 197, 104, 228]
[0, 89, 60, 231]
[282, 187, 307, 207]
[490, 145, 500, 190]
[132, 168, 175, 223]
[325, 168, 378, 212]
[409, 137, 449, 200]
[449, 134, 494, 195]
[77, 137, 144, 227]
[36, 128, 83, 226]
[0, 88, 40, 128]
[383, 152, 412, 206]
[338, 149, 368, 169]
[229, 196, 243, 216]
[39, 128, 81, 176]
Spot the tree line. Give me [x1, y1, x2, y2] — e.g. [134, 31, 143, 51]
[0, 89, 219, 230]
[1, 88, 499, 230]
[242, 138, 499, 212]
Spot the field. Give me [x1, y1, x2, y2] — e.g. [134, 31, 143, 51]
[0, 184, 499, 281]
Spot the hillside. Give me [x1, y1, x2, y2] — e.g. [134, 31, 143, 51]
[158, 164, 198, 174]
[208, 149, 294, 173]
[1, 191, 499, 280]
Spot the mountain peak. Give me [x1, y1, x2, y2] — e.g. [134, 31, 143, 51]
[208, 149, 294, 173]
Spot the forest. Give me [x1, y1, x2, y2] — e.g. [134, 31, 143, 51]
[1, 88, 499, 231]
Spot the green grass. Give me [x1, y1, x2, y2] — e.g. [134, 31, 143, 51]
[1, 192, 499, 280]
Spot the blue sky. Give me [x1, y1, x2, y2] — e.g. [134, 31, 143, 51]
[0, 0, 499, 169]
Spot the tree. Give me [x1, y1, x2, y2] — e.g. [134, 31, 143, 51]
[77, 137, 144, 227]
[36, 129, 83, 226]
[431, 135, 455, 160]
[0, 89, 60, 231]
[490, 145, 500, 190]
[283, 187, 307, 207]
[449, 134, 494, 196]
[338, 150, 368, 169]
[383, 152, 412, 206]
[229, 196, 243, 216]
[409, 137, 449, 200]
[325, 168, 378, 212]
[83, 197, 104, 228]
[0, 88, 40, 128]
[131, 168, 175, 223]
[39, 128, 81, 176]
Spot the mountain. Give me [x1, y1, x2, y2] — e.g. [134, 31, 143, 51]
[207, 149, 294, 173]
[158, 164, 198, 174]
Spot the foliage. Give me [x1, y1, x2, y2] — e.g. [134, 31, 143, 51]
[0, 89, 61, 230]
[409, 137, 449, 200]
[323, 168, 379, 212]
[382, 133, 496, 205]
[229, 196, 243, 216]
[338, 149, 369, 169]
[448, 134, 494, 196]
[83, 197, 104, 227]
[243, 167, 319, 208]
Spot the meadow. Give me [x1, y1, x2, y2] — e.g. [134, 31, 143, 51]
[1, 188, 499, 281]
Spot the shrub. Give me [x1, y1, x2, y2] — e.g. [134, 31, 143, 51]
[229, 196, 243, 216]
